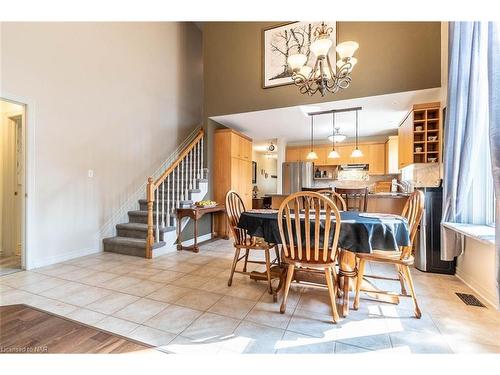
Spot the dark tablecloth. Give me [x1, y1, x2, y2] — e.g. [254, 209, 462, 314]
[237, 211, 410, 253]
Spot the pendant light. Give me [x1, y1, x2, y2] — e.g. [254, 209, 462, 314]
[306, 115, 318, 160]
[351, 109, 363, 158]
[328, 112, 340, 159]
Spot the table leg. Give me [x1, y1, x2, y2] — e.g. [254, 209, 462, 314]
[176, 215, 182, 250]
[338, 249, 357, 317]
[193, 217, 199, 253]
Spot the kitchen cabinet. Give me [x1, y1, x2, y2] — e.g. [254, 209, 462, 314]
[214, 128, 253, 237]
[367, 143, 386, 175]
[385, 136, 399, 174]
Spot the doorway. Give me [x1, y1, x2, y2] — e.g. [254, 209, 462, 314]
[0, 99, 26, 276]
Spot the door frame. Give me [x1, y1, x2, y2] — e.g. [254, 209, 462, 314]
[1, 95, 33, 270]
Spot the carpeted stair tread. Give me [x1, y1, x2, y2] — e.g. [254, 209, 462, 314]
[103, 236, 166, 249]
[116, 222, 175, 232]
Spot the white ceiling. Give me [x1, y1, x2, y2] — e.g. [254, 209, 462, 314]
[211, 88, 441, 145]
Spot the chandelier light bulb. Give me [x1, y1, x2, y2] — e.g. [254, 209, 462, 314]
[328, 149, 340, 159]
[287, 53, 307, 70]
[299, 65, 312, 78]
[337, 57, 358, 71]
[336, 41, 359, 59]
[351, 148, 363, 158]
[310, 37, 333, 57]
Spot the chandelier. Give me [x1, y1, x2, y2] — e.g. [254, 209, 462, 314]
[328, 127, 347, 143]
[287, 22, 359, 96]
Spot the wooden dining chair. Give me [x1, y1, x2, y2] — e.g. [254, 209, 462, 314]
[315, 189, 347, 211]
[353, 190, 425, 318]
[225, 190, 279, 295]
[334, 187, 368, 212]
[277, 191, 342, 323]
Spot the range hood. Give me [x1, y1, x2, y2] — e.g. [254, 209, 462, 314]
[339, 164, 369, 171]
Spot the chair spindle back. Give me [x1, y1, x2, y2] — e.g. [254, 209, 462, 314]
[225, 190, 249, 246]
[277, 192, 342, 264]
[400, 190, 425, 259]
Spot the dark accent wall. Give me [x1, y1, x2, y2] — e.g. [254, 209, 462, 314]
[203, 22, 441, 117]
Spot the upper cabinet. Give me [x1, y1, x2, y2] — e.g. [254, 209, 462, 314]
[285, 142, 386, 175]
[230, 132, 252, 161]
[385, 136, 399, 174]
[398, 102, 441, 169]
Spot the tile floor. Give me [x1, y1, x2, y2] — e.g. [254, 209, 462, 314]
[1, 239, 500, 354]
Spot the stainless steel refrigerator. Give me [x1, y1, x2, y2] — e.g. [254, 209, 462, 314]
[282, 162, 314, 194]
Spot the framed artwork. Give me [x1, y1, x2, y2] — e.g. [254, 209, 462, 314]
[252, 161, 257, 184]
[262, 21, 337, 89]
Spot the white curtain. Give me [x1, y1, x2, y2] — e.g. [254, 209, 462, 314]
[441, 22, 491, 260]
[487, 23, 500, 306]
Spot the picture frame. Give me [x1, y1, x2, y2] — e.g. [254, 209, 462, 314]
[252, 161, 257, 184]
[261, 21, 337, 89]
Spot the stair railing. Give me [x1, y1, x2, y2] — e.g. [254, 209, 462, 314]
[146, 128, 204, 258]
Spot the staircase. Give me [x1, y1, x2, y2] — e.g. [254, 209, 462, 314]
[103, 128, 208, 258]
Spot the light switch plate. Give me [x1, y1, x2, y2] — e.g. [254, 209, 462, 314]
[88, 169, 94, 178]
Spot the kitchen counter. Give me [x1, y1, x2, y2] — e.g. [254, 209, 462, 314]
[368, 192, 410, 199]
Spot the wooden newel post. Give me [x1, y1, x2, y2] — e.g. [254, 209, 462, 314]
[146, 177, 155, 259]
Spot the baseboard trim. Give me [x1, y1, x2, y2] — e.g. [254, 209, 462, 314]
[455, 270, 499, 310]
[152, 233, 213, 258]
[28, 247, 102, 270]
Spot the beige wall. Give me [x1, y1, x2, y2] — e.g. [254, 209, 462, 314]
[203, 22, 441, 117]
[0, 22, 203, 268]
[456, 238, 498, 309]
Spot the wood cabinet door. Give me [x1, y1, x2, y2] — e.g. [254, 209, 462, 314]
[298, 147, 311, 161]
[230, 133, 241, 159]
[335, 144, 351, 165]
[314, 146, 328, 165]
[398, 113, 413, 168]
[286, 147, 300, 162]
[385, 136, 399, 174]
[240, 137, 252, 161]
[368, 143, 386, 175]
[239, 159, 253, 209]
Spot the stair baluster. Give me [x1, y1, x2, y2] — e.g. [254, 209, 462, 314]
[201, 137, 204, 179]
[166, 174, 170, 227]
[141, 128, 205, 258]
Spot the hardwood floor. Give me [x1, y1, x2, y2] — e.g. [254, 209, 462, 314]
[0, 304, 155, 354]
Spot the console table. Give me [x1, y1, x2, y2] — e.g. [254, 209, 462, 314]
[176, 205, 226, 253]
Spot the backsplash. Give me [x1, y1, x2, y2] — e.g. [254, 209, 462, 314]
[400, 163, 441, 187]
[312, 174, 398, 192]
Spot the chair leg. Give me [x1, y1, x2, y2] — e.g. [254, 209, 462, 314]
[324, 267, 340, 323]
[242, 249, 250, 272]
[264, 248, 273, 294]
[353, 258, 366, 310]
[274, 245, 281, 266]
[280, 264, 295, 314]
[228, 247, 241, 287]
[342, 273, 350, 317]
[402, 265, 422, 319]
[396, 264, 407, 295]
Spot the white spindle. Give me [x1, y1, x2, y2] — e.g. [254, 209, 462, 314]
[175, 165, 181, 208]
[185, 156, 189, 199]
[196, 141, 200, 179]
[155, 188, 159, 242]
[166, 174, 170, 227]
[181, 159, 185, 202]
[189, 151, 193, 190]
[201, 138, 204, 179]
[161, 181, 165, 228]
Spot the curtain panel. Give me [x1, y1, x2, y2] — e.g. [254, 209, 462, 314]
[441, 22, 490, 260]
[487, 22, 500, 306]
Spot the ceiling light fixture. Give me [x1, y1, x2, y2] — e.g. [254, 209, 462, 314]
[350, 109, 363, 158]
[287, 22, 359, 97]
[327, 127, 347, 143]
[306, 116, 318, 160]
[328, 112, 340, 159]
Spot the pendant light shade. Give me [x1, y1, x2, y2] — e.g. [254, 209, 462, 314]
[307, 116, 318, 160]
[350, 109, 363, 158]
[307, 151, 319, 160]
[328, 112, 340, 159]
[328, 149, 340, 159]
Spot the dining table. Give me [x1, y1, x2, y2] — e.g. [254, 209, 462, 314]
[237, 209, 411, 316]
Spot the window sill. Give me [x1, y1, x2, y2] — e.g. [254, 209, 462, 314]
[442, 222, 495, 246]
